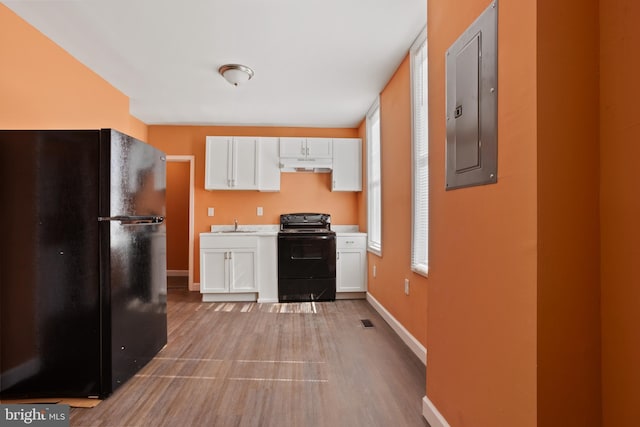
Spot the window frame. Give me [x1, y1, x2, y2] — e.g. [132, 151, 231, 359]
[410, 27, 429, 276]
[366, 97, 382, 256]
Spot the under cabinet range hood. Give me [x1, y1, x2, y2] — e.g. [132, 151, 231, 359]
[279, 158, 333, 173]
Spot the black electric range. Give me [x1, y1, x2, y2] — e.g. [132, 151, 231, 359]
[277, 213, 336, 302]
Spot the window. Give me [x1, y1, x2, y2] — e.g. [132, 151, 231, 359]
[411, 27, 428, 275]
[366, 98, 382, 256]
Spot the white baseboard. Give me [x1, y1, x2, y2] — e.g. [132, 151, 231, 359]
[422, 395, 450, 427]
[202, 292, 257, 302]
[167, 270, 189, 276]
[366, 292, 427, 365]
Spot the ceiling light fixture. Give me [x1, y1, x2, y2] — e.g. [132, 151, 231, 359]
[218, 64, 254, 86]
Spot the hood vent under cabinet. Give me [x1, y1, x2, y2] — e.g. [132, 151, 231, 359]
[279, 159, 332, 173]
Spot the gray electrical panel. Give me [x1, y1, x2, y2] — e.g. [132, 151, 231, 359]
[445, 1, 498, 190]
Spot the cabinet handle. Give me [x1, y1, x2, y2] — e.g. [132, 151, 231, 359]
[337, 252, 340, 260]
[301, 145, 305, 155]
[229, 251, 234, 287]
[306, 147, 309, 156]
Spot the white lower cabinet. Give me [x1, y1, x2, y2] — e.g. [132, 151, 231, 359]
[200, 232, 366, 301]
[200, 235, 258, 301]
[257, 236, 278, 303]
[336, 235, 367, 293]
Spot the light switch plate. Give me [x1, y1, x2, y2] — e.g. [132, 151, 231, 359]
[257, 207, 263, 216]
[208, 207, 214, 217]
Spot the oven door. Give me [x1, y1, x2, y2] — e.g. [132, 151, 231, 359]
[278, 234, 336, 279]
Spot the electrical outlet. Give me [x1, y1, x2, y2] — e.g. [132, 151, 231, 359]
[373, 265, 377, 278]
[404, 279, 410, 295]
[207, 207, 215, 217]
[257, 206, 263, 216]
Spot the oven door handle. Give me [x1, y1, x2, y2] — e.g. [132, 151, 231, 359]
[291, 255, 324, 260]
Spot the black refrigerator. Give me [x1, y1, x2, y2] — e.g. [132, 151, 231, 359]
[0, 129, 168, 399]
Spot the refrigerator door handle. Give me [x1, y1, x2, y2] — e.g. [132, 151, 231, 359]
[98, 215, 165, 225]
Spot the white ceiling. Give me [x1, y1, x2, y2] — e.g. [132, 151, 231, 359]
[4, 0, 426, 128]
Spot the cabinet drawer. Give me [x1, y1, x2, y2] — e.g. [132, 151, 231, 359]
[337, 235, 366, 249]
[200, 235, 258, 249]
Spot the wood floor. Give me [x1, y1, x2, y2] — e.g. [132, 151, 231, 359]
[70, 286, 428, 427]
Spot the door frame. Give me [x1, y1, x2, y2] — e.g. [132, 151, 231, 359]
[166, 155, 196, 291]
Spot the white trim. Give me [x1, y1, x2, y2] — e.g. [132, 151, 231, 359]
[410, 25, 429, 277]
[166, 155, 196, 291]
[365, 292, 426, 365]
[167, 270, 189, 276]
[422, 395, 451, 427]
[366, 97, 382, 256]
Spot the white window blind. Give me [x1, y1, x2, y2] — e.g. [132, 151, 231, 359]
[411, 27, 429, 275]
[367, 98, 382, 256]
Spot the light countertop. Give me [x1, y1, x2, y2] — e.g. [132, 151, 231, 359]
[202, 224, 365, 236]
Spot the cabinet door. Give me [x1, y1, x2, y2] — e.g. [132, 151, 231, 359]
[306, 138, 333, 159]
[279, 137, 306, 159]
[332, 138, 362, 191]
[201, 249, 229, 292]
[337, 249, 366, 292]
[229, 249, 257, 292]
[205, 137, 232, 189]
[232, 137, 259, 189]
[258, 137, 280, 191]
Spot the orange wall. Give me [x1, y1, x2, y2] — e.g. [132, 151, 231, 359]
[600, 0, 640, 425]
[427, 0, 606, 425]
[366, 56, 428, 347]
[427, 0, 538, 426]
[0, 5, 146, 140]
[537, 0, 601, 425]
[147, 125, 360, 283]
[166, 162, 191, 271]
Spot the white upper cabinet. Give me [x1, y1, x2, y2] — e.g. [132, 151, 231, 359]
[205, 136, 258, 190]
[305, 138, 333, 159]
[332, 138, 362, 192]
[205, 135, 361, 192]
[280, 137, 332, 159]
[258, 137, 280, 192]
